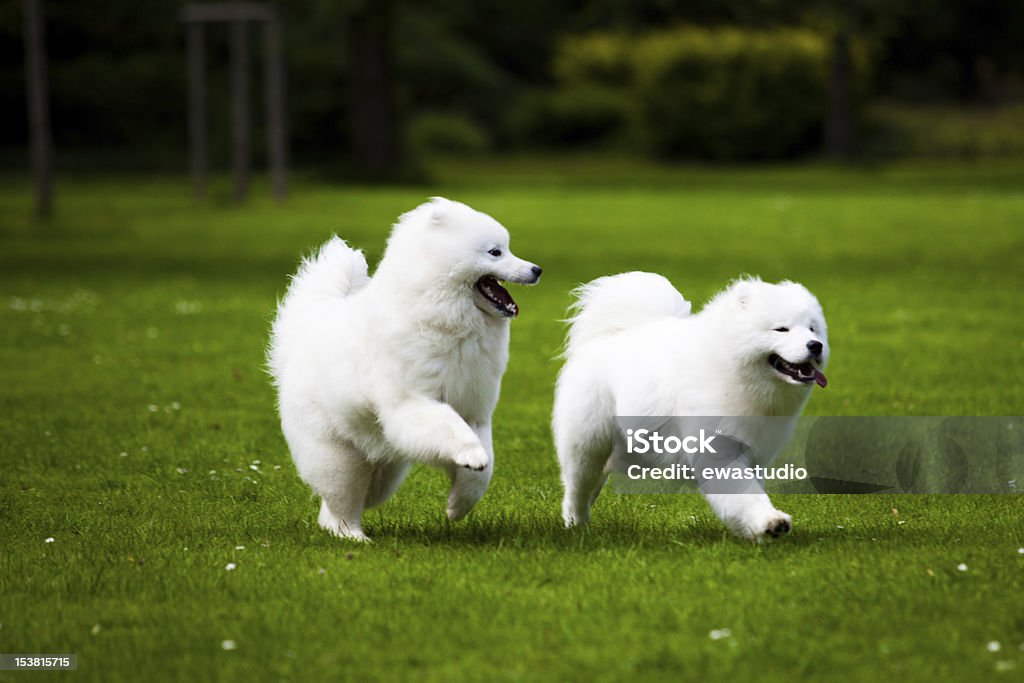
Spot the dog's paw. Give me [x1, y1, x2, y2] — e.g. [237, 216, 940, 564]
[750, 510, 792, 541]
[454, 446, 489, 472]
[318, 503, 370, 542]
[725, 509, 792, 542]
[764, 514, 791, 538]
[321, 522, 371, 543]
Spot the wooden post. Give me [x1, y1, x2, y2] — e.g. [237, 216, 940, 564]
[186, 22, 207, 199]
[182, 4, 287, 201]
[22, 0, 53, 219]
[264, 12, 287, 201]
[826, 30, 855, 161]
[350, 0, 400, 176]
[230, 19, 250, 202]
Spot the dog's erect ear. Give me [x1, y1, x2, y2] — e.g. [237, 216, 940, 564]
[428, 196, 451, 227]
[730, 278, 754, 310]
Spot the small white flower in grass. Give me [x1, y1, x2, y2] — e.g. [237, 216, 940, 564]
[221, 640, 237, 651]
[235, 546, 245, 551]
[91, 624, 102, 635]
[225, 562, 237, 571]
[171, 402, 181, 410]
[836, 525, 845, 530]
[957, 563, 968, 572]
[148, 404, 158, 413]
[987, 641, 1002, 653]
[1017, 548, 1024, 555]
[249, 464, 259, 471]
[119, 451, 128, 457]
[318, 568, 326, 575]
[708, 628, 732, 641]
[45, 537, 54, 543]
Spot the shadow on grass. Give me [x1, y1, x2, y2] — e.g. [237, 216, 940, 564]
[278, 509, 941, 554]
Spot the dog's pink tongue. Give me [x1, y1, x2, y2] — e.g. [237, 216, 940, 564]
[814, 370, 828, 388]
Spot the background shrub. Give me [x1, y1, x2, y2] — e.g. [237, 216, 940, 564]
[406, 112, 491, 156]
[632, 27, 828, 159]
[505, 86, 632, 148]
[550, 26, 870, 160]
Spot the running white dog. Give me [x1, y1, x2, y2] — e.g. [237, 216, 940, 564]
[268, 198, 541, 541]
[552, 272, 828, 540]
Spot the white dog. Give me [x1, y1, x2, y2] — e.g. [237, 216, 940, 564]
[268, 198, 541, 541]
[552, 272, 828, 540]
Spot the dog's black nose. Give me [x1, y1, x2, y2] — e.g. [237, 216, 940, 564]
[807, 340, 823, 356]
[531, 265, 542, 277]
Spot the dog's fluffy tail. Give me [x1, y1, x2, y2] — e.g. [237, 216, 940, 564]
[268, 237, 369, 384]
[563, 271, 691, 356]
[284, 236, 370, 303]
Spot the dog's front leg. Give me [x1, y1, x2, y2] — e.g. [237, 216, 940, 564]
[445, 422, 494, 520]
[378, 396, 489, 471]
[702, 489, 792, 541]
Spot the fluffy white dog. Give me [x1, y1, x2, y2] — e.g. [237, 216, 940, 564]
[552, 272, 829, 540]
[268, 198, 541, 541]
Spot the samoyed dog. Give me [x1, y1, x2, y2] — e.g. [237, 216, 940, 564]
[552, 272, 828, 540]
[268, 198, 541, 541]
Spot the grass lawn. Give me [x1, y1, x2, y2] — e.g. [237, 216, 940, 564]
[1, 158, 1023, 682]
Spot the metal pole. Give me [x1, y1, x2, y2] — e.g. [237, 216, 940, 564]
[186, 22, 207, 199]
[230, 19, 250, 202]
[264, 13, 287, 201]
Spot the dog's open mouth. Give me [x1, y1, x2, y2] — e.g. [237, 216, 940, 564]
[768, 354, 828, 388]
[475, 276, 518, 318]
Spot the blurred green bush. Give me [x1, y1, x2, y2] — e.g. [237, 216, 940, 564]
[406, 112, 491, 156]
[864, 103, 1024, 158]
[507, 86, 631, 148]
[540, 26, 870, 160]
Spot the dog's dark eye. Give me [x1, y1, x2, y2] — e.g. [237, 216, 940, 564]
[774, 327, 789, 332]
[488, 248, 502, 257]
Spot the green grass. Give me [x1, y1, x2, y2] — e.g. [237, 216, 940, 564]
[1, 159, 1023, 682]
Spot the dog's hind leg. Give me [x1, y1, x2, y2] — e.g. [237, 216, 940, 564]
[559, 439, 611, 527]
[288, 431, 375, 542]
[444, 423, 494, 521]
[554, 374, 615, 527]
[364, 461, 412, 509]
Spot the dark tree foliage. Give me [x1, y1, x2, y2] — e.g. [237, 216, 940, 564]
[0, 0, 1020, 168]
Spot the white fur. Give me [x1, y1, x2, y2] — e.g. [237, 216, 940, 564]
[268, 197, 540, 541]
[553, 272, 829, 541]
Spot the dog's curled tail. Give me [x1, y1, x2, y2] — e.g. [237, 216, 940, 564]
[267, 237, 369, 385]
[285, 236, 370, 303]
[562, 271, 691, 357]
